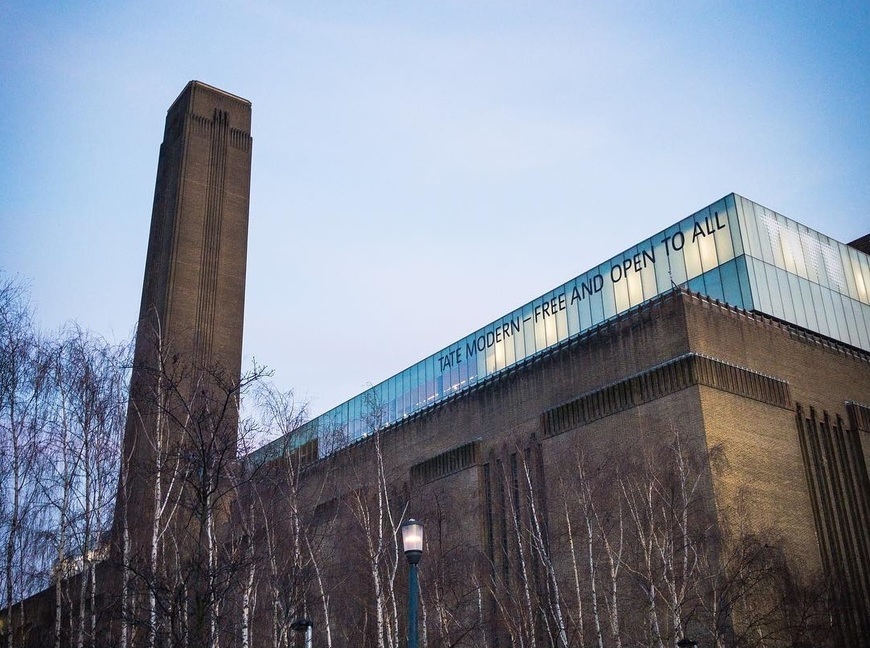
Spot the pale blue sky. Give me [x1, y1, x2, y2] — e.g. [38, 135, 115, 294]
[1, 1, 868, 416]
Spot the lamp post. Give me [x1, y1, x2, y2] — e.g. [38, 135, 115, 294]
[291, 618, 313, 648]
[401, 519, 424, 648]
[676, 638, 697, 648]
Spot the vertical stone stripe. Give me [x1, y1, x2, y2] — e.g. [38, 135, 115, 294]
[796, 404, 870, 642]
[819, 413, 863, 624]
[193, 108, 229, 367]
[796, 406, 836, 577]
[845, 403, 870, 546]
[839, 414, 870, 632]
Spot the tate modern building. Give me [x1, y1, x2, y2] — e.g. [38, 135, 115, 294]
[5, 82, 868, 647]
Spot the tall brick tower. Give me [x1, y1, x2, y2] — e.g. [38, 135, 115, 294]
[113, 81, 252, 585]
[133, 80, 251, 385]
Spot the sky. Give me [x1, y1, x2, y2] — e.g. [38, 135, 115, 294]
[1, 1, 868, 419]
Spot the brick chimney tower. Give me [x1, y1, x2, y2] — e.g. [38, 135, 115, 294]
[112, 81, 252, 642]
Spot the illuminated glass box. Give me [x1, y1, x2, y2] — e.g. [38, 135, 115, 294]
[251, 193, 870, 462]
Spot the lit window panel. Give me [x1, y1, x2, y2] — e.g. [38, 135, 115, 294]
[850, 249, 868, 303]
[611, 254, 631, 312]
[683, 222, 704, 281]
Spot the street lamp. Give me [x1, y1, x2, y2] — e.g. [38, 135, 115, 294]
[676, 639, 697, 648]
[291, 618, 313, 648]
[401, 519, 424, 648]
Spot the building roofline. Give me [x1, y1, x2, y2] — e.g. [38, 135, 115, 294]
[168, 80, 252, 114]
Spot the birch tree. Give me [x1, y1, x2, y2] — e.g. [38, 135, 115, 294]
[0, 277, 49, 648]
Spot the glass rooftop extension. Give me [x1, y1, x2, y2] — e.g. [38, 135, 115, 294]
[249, 193, 870, 464]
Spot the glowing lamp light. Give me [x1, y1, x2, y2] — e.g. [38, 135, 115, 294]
[402, 519, 424, 564]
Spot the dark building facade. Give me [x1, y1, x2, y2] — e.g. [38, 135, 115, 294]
[3, 83, 869, 647]
[245, 187, 870, 644]
[259, 289, 869, 646]
[243, 176, 870, 642]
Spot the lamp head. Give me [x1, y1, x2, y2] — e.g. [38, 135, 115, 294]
[291, 618, 313, 633]
[676, 639, 697, 648]
[402, 519, 424, 565]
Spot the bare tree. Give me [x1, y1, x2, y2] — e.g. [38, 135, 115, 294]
[54, 327, 127, 648]
[240, 382, 338, 648]
[413, 488, 486, 648]
[113, 315, 270, 648]
[0, 277, 49, 648]
[347, 429, 405, 648]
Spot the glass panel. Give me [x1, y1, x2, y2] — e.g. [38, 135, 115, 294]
[388, 380, 397, 422]
[653, 232, 673, 292]
[495, 319, 509, 371]
[690, 206, 722, 273]
[800, 225, 823, 284]
[532, 295, 547, 351]
[408, 363, 418, 411]
[422, 356, 433, 405]
[555, 292, 570, 342]
[842, 293, 859, 347]
[611, 253, 631, 312]
[800, 278, 819, 332]
[808, 283, 828, 338]
[450, 351, 462, 391]
[832, 292, 851, 347]
[640, 245, 659, 301]
[484, 327, 496, 374]
[819, 230, 843, 290]
[664, 224, 688, 285]
[850, 248, 869, 304]
[453, 336, 466, 387]
[742, 198, 764, 260]
[704, 267, 726, 303]
[450, 350, 462, 395]
[775, 211, 795, 269]
[839, 244, 859, 300]
[507, 313, 520, 368]
[350, 397, 361, 440]
[784, 271, 803, 328]
[577, 275, 595, 330]
[687, 275, 706, 294]
[754, 204, 777, 266]
[430, 356, 440, 403]
[589, 268, 606, 324]
[542, 291, 562, 346]
[627, 246, 648, 306]
[719, 259, 742, 308]
[683, 220, 704, 280]
[405, 367, 414, 414]
[711, 199, 735, 264]
[522, 302, 536, 361]
[747, 257, 772, 314]
[850, 298, 870, 349]
[598, 261, 616, 321]
[399, 372, 407, 414]
[859, 252, 870, 305]
[565, 281, 580, 336]
[820, 285, 840, 340]
[725, 194, 748, 256]
[736, 256, 754, 310]
[511, 308, 527, 366]
[340, 402, 350, 440]
[787, 220, 808, 277]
